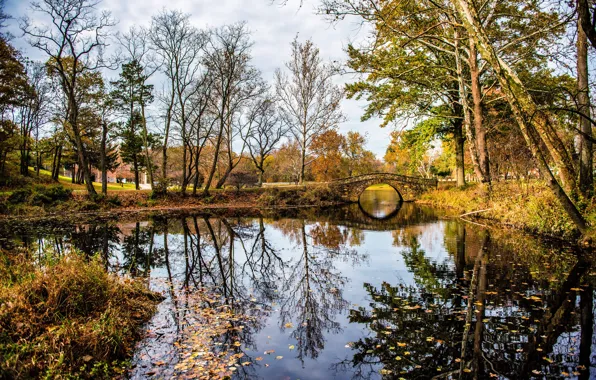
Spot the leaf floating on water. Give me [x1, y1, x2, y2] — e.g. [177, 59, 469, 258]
[289, 345, 295, 350]
[264, 350, 275, 355]
[256, 357, 263, 361]
[395, 356, 402, 361]
[284, 322, 294, 328]
[275, 356, 283, 360]
[233, 341, 241, 347]
[397, 342, 406, 347]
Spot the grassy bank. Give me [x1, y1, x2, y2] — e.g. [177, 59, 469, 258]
[0, 183, 345, 220]
[419, 181, 589, 241]
[0, 250, 161, 379]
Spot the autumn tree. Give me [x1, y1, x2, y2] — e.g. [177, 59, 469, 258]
[342, 131, 381, 176]
[310, 129, 346, 181]
[275, 37, 344, 184]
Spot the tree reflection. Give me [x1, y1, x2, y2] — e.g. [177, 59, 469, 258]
[120, 221, 163, 276]
[277, 220, 363, 364]
[339, 227, 595, 380]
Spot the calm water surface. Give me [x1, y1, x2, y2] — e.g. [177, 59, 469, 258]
[1, 188, 595, 379]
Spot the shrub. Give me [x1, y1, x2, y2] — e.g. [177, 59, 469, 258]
[0, 251, 161, 379]
[107, 195, 121, 206]
[37, 185, 72, 203]
[225, 171, 259, 191]
[150, 178, 170, 199]
[79, 201, 101, 211]
[7, 189, 32, 204]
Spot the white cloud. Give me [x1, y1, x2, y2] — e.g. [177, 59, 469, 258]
[5, 0, 388, 157]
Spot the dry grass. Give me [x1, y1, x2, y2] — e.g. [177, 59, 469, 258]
[419, 181, 579, 239]
[0, 250, 161, 379]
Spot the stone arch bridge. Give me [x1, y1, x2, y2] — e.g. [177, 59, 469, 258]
[328, 173, 438, 202]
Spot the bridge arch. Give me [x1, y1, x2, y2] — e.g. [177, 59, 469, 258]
[329, 173, 437, 203]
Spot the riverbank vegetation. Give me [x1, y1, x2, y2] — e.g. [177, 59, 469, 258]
[0, 250, 161, 379]
[420, 181, 596, 241]
[0, 183, 345, 219]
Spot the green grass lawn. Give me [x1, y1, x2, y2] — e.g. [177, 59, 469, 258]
[30, 168, 140, 192]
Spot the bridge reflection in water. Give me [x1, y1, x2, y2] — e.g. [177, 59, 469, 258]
[358, 184, 403, 219]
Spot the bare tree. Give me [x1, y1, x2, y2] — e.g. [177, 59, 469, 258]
[150, 9, 202, 192]
[275, 37, 344, 184]
[243, 96, 287, 186]
[185, 70, 216, 195]
[21, 0, 116, 196]
[202, 22, 264, 193]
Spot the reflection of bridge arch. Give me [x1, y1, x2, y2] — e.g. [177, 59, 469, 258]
[358, 200, 403, 221]
[329, 173, 438, 202]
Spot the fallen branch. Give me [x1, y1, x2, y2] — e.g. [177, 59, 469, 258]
[459, 208, 492, 218]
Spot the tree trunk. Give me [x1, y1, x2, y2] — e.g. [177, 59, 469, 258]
[452, 0, 587, 234]
[161, 89, 175, 190]
[577, 17, 593, 198]
[578, 284, 593, 380]
[454, 28, 484, 184]
[20, 138, 28, 176]
[204, 119, 225, 195]
[453, 118, 466, 187]
[299, 140, 307, 185]
[258, 169, 264, 187]
[140, 103, 154, 191]
[469, 38, 490, 184]
[52, 146, 62, 182]
[100, 121, 108, 196]
[133, 155, 140, 190]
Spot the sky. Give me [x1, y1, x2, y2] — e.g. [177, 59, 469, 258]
[5, 0, 394, 159]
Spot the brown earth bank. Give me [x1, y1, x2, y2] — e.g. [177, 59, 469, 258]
[0, 185, 348, 223]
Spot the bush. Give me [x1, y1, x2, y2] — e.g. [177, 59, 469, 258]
[225, 171, 259, 191]
[79, 201, 101, 211]
[107, 195, 121, 206]
[7, 189, 32, 204]
[150, 178, 170, 199]
[8, 185, 72, 206]
[0, 251, 161, 379]
[257, 186, 343, 207]
[37, 185, 72, 203]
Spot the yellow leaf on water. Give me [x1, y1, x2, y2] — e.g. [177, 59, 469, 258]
[256, 357, 263, 361]
[289, 345, 295, 350]
[275, 356, 283, 360]
[284, 322, 294, 328]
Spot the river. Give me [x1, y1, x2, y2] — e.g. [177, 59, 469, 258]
[1, 187, 594, 379]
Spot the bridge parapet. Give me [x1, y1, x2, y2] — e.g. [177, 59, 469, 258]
[329, 173, 437, 202]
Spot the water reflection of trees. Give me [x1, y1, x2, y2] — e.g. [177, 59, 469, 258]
[275, 220, 364, 363]
[340, 223, 595, 379]
[115, 215, 366, 377]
